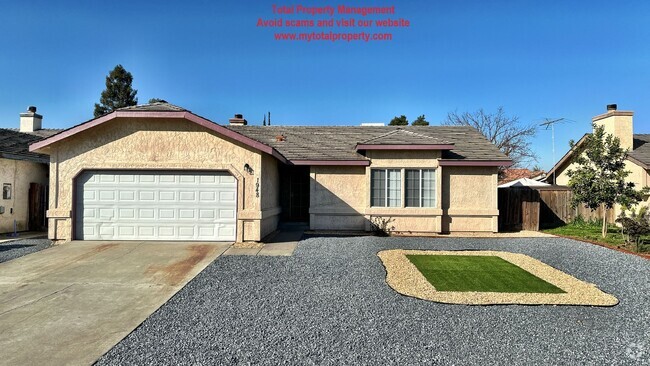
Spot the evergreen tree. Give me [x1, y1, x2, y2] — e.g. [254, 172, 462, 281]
[411, 114, 429, 126]
[389, 115, 408, 126]
[94, 65, 138, 117]
[148, 98, 167, 103]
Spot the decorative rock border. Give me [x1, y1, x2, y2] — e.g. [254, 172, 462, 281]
[378, 249, 618, 306]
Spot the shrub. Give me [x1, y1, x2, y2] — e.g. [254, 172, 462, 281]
[370, 216, 395, 237]
[615, 206, 650, 252]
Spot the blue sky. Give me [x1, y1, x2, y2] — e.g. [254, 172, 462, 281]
[0, 0, 648, 169]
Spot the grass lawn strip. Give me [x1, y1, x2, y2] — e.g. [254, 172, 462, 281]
[378, 250, 618, 306]
[406, 255, 565, 293]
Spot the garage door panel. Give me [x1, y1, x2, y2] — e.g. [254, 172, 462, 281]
[219, 191, 236, 202]
[138, 226, 155, 236]
[139, 209, 155, 219]
[139, 175, 155, 183]
[218, 225, 235, 237]
[99, 226, 113, 236]
[76, 171, 237, 241]
[179, 191, 196, 201]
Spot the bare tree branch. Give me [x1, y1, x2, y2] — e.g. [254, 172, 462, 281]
[442, 107, 537, 167]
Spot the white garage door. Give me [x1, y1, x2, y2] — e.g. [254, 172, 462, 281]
[75, 171, 237, 241]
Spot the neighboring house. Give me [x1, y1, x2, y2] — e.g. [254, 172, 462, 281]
[29, 102, 511, 243]
[498, 168, 546, 185]
[546, 104, 649, 215]
[0, 107, 61, 233]
[498, 178, 550, 188]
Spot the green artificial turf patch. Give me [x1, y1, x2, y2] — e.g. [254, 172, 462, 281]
[405, 255, 566, 293]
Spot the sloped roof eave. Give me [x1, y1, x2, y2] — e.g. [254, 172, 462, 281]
[28, 110, 288, 164]
[627, 154, 649, 170]
[438, 159, 513, 167]
[355, 143, 455, 150]
[545, 134, 588, 180]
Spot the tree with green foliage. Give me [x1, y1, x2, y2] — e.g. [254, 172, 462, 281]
[148, 98, 167, 104]
[411, 114, 429, 126]
[94, 65, 138, 117]
[567, 124, 647, 238]
[389, 115, 408, 126]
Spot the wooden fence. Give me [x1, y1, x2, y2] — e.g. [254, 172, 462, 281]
[498, 186, 615, 231]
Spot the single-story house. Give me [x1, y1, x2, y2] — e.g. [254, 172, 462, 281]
[0, 107, 61, 233]
[29, 102, 511, 243]
[546, 104, 649, 215]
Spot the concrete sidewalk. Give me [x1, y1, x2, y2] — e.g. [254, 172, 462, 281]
[223, 230, 302, 256]
[0, 241, 230, 365]
[0, 231, 47, 244]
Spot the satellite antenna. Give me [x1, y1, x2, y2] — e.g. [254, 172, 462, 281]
[539, 117, 573, 184]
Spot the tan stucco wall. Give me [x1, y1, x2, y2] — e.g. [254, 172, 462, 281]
[310, 165, 367, 230]
[364, 150, 444, 234]
[623, 160, 650, 213]
[260, 154, 281, 239]
[441, 166, 499, 232]
[43, 117, 274, 242]
[593, 111, 633, 151]
[308, 151, 498, 233]
[555, 163, 571, 186]
[0, 158, 48, 233]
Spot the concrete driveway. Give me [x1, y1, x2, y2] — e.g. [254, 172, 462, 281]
[0, 240, 230, 365]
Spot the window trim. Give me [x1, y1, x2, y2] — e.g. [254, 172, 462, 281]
[371, 168, 436, 208]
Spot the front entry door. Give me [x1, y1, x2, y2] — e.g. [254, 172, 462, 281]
[280, 166, 310, 222]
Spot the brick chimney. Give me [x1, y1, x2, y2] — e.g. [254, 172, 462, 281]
[592, 104, 633, 151]
[20, 106, 43, 132]
[228, 114, 247, 126]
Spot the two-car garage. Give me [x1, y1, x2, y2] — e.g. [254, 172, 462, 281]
[75, 171, 237, 241]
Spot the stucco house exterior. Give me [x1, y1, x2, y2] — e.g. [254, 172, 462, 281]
[30, 103, 511, 243]
[0, 107, 60, 233]
[546, 104, 650, 215]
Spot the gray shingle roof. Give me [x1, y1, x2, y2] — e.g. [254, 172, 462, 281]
[0, 128, 60, 163]
[6, 128, 63, 138]
[226, 125, 509, 162]
[629, 134, 650, 168]
[359, 129, 452, 145]
[117, 102, 187, 112]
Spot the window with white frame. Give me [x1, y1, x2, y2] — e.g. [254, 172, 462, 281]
[371, 168, 436, 208]
[371, 169, 401, 207]
[405, 169, 436, 207]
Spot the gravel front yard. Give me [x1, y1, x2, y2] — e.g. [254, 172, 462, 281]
[98, 237, 650, 365]
[0, 238, 51, 264]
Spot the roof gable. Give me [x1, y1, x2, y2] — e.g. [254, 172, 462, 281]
[355, 130, 455, 150]
[29, 103, 288, 164]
